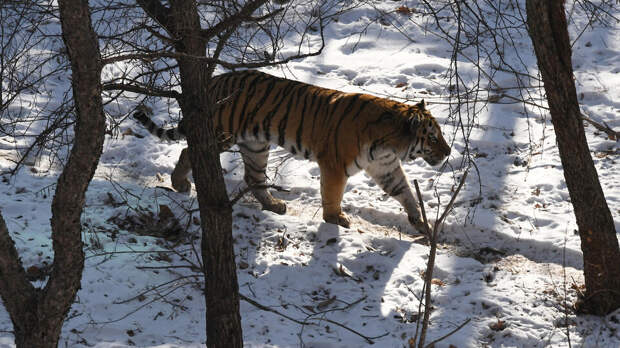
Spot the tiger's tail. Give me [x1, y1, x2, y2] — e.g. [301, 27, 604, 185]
[132, 105, 185, 141]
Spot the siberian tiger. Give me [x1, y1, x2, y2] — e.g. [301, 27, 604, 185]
[133, 70, 450, 232]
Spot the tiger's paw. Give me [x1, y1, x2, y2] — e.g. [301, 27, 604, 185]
[408, 215, 432, 234]
[324, 212, 351, 228]
[172, 177, 192, 193]
[262, 199, 287, 215]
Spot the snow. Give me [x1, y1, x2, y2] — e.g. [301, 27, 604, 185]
[1, 1, 619, 347]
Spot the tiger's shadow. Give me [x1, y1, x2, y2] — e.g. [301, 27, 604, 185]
[234, 206, 420, 344]
[347, 203, 584, 270]
[227, 166, 584, 272]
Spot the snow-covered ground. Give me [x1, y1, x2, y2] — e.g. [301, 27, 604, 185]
[1, 1, 619, 347]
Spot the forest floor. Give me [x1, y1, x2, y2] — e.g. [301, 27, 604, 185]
[1, 1, 619, 347]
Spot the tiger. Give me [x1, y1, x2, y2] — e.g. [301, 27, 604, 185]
[133, 70, 451, 232]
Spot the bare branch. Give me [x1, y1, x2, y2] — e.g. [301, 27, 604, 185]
[581, 114, 619, 141]
[239, 293, 388, 344]
[103, 82, 181, 99]
[423, 318, 471, 348]
[414, 170, 468, 348]
[201, 0, 271, 40]
[135, 0, 175, 37]
[101, 36, 326, 70]
[0, 212, 36, 320]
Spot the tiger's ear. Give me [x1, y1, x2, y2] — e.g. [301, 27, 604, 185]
[416, 99, 426, 110]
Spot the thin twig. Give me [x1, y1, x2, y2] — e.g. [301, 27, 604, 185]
[434, 171, 469, 231]
[136, 265, 200, 271]
[239, 293, 307, 325]
[563, 236, 572, 348]
[414, 170, 468, 348]
[424, 318, 471, 348]
[114, 275, 199, 304]
[581, 113, 619, 141]
[305, 316, 388, 344]
[413, 179, 435, 348]
[239, 293, 388, 344]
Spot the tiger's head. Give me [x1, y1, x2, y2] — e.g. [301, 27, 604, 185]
[406, 100, 451, 166]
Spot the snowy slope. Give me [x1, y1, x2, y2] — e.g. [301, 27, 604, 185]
[1, 1, 619, 347]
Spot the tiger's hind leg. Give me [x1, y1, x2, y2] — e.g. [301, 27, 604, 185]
[239, 141, 286, 215]
[170, 134, 234, 193]
[171, 147, 192, 192]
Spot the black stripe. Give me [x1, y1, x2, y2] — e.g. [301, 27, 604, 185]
[354, 158, 362, 169]
[333, 94, 362, 160]
[389, 177, 407, 196]
[351, 97, 376, 120]
[228, 73, 248, 134]
[215, 75, 236, 129]
[242, 158, 268, 177]
[238, 142, 268, 153]
[295, 85, 312, 152]
[413, 136, 422, 152]
[308, 90, 321, 146]
[277, 85, 305, 146]
[244, 160, 266, 174]
[213, 73, 235, 106]
[382, 155, 398, 167]
[369, 140, 379, 160]
[368, 136, 391, 160]
[245, 76, 278, 139]
[312, 90, 340, 137]
[363, 112, 393, 133]
[380, 172, 394, 188]
[262, 81, 292, 142]
[238, 74, 270, 137]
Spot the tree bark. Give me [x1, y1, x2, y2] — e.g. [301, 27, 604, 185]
[525, 0, 620, 315]
[0, 0, 105, 346]
[137, 0, 244, 346]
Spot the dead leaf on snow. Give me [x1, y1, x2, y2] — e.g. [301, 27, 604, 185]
[396, 5, 413, 16]
[431, 278, 445, 287]
[159, 204, 175, 220]
[316, 296, 337, 311]
[490, 319, 507, 331]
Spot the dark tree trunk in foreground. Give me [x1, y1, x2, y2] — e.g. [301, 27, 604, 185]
[526, 0, 620, 315]
[0, 0, 105, 346]
[172, 3, 243, 346]
[136, 1, 243, 346]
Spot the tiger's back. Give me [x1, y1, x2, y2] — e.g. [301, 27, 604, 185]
[209, 71, 411, 168]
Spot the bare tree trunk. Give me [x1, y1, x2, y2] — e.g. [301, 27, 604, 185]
[135, 1, 243, 346]
[172, 5, 244, 347]
[525, 0, 620, 315]
[0, 0, 105, 346]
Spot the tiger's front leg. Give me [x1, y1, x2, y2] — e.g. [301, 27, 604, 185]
[365, 155, 432, 234]
[318, 162, 351, 228]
